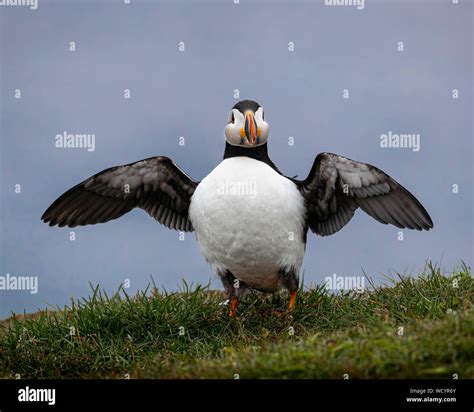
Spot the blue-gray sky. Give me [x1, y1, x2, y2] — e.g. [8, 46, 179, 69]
[1, 0, 472, 318]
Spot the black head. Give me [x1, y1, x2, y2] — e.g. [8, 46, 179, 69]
[225, 99, 269, 147]
[232, 99, 261, 114]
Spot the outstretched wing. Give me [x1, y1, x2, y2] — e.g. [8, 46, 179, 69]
[41, 156, 198, 231]
[294, 152, 433, 236]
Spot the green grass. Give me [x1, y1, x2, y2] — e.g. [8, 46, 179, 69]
[0, 262, 472, 379]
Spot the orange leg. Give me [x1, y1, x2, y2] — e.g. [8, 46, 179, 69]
[288, 291, 297, 311]
[229, 297, 238, 318]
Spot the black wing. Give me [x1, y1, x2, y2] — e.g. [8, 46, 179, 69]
[41, 156, 198, 231]
[294, 152, 433, 236]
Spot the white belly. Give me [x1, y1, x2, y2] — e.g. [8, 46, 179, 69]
[189, 157, 306, 291]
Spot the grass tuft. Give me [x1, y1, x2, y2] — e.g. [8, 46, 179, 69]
[0, 262, 472, 378]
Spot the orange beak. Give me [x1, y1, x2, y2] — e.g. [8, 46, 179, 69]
[244, 111, 258, 145]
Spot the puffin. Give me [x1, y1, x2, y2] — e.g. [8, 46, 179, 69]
[42, 99, 433, 317]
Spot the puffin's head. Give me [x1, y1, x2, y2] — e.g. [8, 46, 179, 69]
[224, 99, 269, 147]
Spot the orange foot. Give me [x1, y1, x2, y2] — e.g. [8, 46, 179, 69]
[229, 297, 238, 318]
[288, 291, 297, 311]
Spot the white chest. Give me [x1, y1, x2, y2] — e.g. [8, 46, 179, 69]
[189, 157, 306, 291]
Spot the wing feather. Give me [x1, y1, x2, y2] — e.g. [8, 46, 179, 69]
[42, 156, 198, 231]
[294, 152, 433, 236]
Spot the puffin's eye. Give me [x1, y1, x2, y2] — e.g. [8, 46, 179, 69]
[262, 111, 265, 121]
[228, 111, 235, 124]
